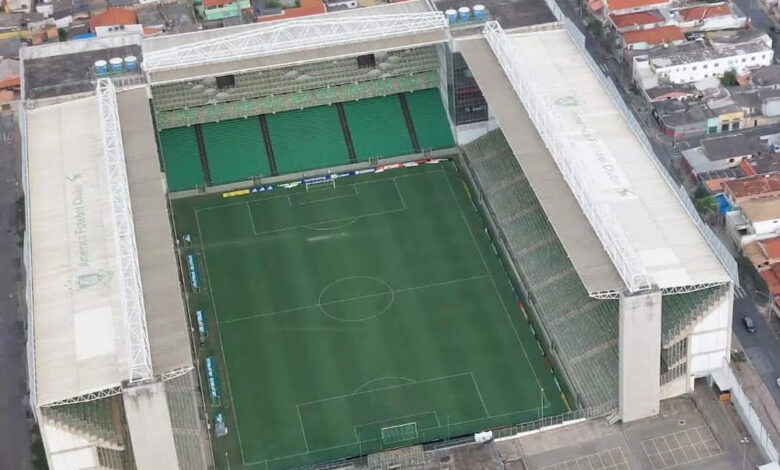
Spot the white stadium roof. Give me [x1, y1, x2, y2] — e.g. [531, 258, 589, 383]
[462, 24, 732, 294]
[27, 85, 191, 405]
[28, 96, 130, 405]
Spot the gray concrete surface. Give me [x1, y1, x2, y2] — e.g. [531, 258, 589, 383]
[0, 108, 30, 470]
[495, 395, 765, 469]
[733, 292, 780, 410]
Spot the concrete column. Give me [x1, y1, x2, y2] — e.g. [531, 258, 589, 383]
[123, 380, 180, 469]
[619, 288, 662, 423]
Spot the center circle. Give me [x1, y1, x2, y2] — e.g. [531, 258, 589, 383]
[318, 276, 394, 322]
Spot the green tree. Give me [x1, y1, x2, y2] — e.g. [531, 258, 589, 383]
[720, 70, 738, 87]
[694, 195, 717, 214]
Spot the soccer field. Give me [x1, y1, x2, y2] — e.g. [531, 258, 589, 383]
[172, 162, 568, 469]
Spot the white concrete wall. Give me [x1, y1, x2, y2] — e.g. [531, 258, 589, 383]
[689, 284, 732, 378]
[753, 218, 780, 237]
[619, 289, 662, 422]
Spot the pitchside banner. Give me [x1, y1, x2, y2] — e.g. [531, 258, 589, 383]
[186, 253, 200, 292]
[205, 356, 220, 405]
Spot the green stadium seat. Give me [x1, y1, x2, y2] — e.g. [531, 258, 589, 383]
[344, 96, 414, 160]
[404, 89, 454, 151]
[266, 105, 350, 175]
[201, 117, 271, 185]
[158, 127, 205, 192]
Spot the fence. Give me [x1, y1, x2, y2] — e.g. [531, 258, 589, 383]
[712, 360, 779, 463]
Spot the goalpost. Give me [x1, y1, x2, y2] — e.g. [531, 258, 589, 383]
[305, 179, 336, 192]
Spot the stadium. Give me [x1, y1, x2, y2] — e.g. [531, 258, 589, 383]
[20, 0, 739, 468]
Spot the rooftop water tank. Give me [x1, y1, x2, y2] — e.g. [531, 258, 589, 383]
[123, 55, 138, 71]
[445, 9, 457, 23]
[94, 60, 108, 75]
[458, 6, 471, 20]
[109, 57, 123, 73]
[473, 4, 486, 19]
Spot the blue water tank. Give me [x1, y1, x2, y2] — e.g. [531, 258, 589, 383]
[458, 6, 471, 20]
[94, 60, 108, 75]
[123, 56, 138, 71]
[109, 57, 123, 73]
[445, 8, 457, 23]
[473, 4, 486, 18]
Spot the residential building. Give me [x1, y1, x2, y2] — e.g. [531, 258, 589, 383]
[609, 10, 666, 31]
[604, 0, 671, 16]
[751, 65, 780, 89]
[258, 0, 325, 21]
[723, 172, 780, 205]
[88, 7, 137, 32]
[726, 195, 780, 245]
[195, 0, 250, 21]
[674, 3, 746, 31]
[682, 133, 764, 178]
[621, 25, 685, 50]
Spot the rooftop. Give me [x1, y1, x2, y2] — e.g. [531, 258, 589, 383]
[27, 96, 129, 405]
[623, 25, 684, 46]
[433, 0, 554, 29]
[88, 7, 137, 30]
[463, 26, 730, 292]
[760, 236, 780, 260]
[649, 40, 771, 68]
[741, 196, 780, 222]
[723, 173, 780, 200]
[258, 0, 327, 21]
[752, 65, 780, 87]
[677, 3, 732, 22]
[606, 0, 668, 12]
[610, 10, 664, 28]
[701, 133, 762, 161]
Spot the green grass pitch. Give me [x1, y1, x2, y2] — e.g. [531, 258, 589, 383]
[172, 162, 568, 469]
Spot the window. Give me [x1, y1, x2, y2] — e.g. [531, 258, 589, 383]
[215, 74, 235, 89]
[742, 58, 747, 62]
[692, 66, 698, 70]
[356, 54, 376, 69]
[732, 121, 740, 130]
[703, 64, 708, 69]
[714, 62, 719, 67]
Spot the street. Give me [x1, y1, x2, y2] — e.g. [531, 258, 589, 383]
[0, 109, 30, 470]
[734, 291, 780, 409]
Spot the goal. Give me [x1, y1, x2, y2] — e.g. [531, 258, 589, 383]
[305, 179, 336, 192]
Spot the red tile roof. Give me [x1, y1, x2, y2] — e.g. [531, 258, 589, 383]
[760, 237, 780, 261]
[258, 0, 326, 22]
[607, 0, 668, 13]
[89, 7, 137, 30]
[739, 158, 758, 177]
[203, 0, 231, 7]
[760, 265, 780, 296]
[678, 4, 731, 22]
[622, 25, 684, 45]
[724, 173, 780, 201]
[609, 10, 663, 28]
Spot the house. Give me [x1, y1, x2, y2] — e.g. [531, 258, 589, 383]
[195, 0, 251, 22]
[5, 0, 31, 13]
[652, 98, 708, 138]
[621, 25, 685, 50]
[674, 3, 746, 31]
[723, 173, 780, 206]
[88, 7, 137, 32]
[751, 65, 780, 89]
[682, 133, 764, 178]
[643, 82, 699, 102]
[726, 194, 780, 246]
[258, 0, 325, 21]
[605, 0, 671, 16]
[608, 10, 666, 32]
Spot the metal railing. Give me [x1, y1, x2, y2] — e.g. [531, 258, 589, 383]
[95, 79, 154, 383]
[143, 13, 449, 73]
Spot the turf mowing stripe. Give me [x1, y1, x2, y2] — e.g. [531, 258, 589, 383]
[440, 166, 547, 400]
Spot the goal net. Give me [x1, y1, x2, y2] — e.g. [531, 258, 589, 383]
[305, 179, 336, 192]
[381, 422, 418, 445]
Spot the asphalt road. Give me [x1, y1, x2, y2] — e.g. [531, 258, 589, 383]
[0, 109, 30, 470]
[733, 292, 780, 409]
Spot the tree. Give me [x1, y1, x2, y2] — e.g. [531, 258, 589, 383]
[695, 195, 718, 214]
[720, 70, 738, 87]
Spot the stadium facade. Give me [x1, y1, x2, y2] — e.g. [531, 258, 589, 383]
[19, 0, 738, 467]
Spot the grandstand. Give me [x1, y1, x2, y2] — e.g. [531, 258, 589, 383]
[20, 0, 739, 468]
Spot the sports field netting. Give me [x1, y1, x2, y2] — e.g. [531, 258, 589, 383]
[172, 162, 567, 470]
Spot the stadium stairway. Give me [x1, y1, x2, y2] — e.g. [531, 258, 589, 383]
[40, 397, 124, 448]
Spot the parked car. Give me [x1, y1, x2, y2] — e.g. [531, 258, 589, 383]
[743, 316, 756, 333]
